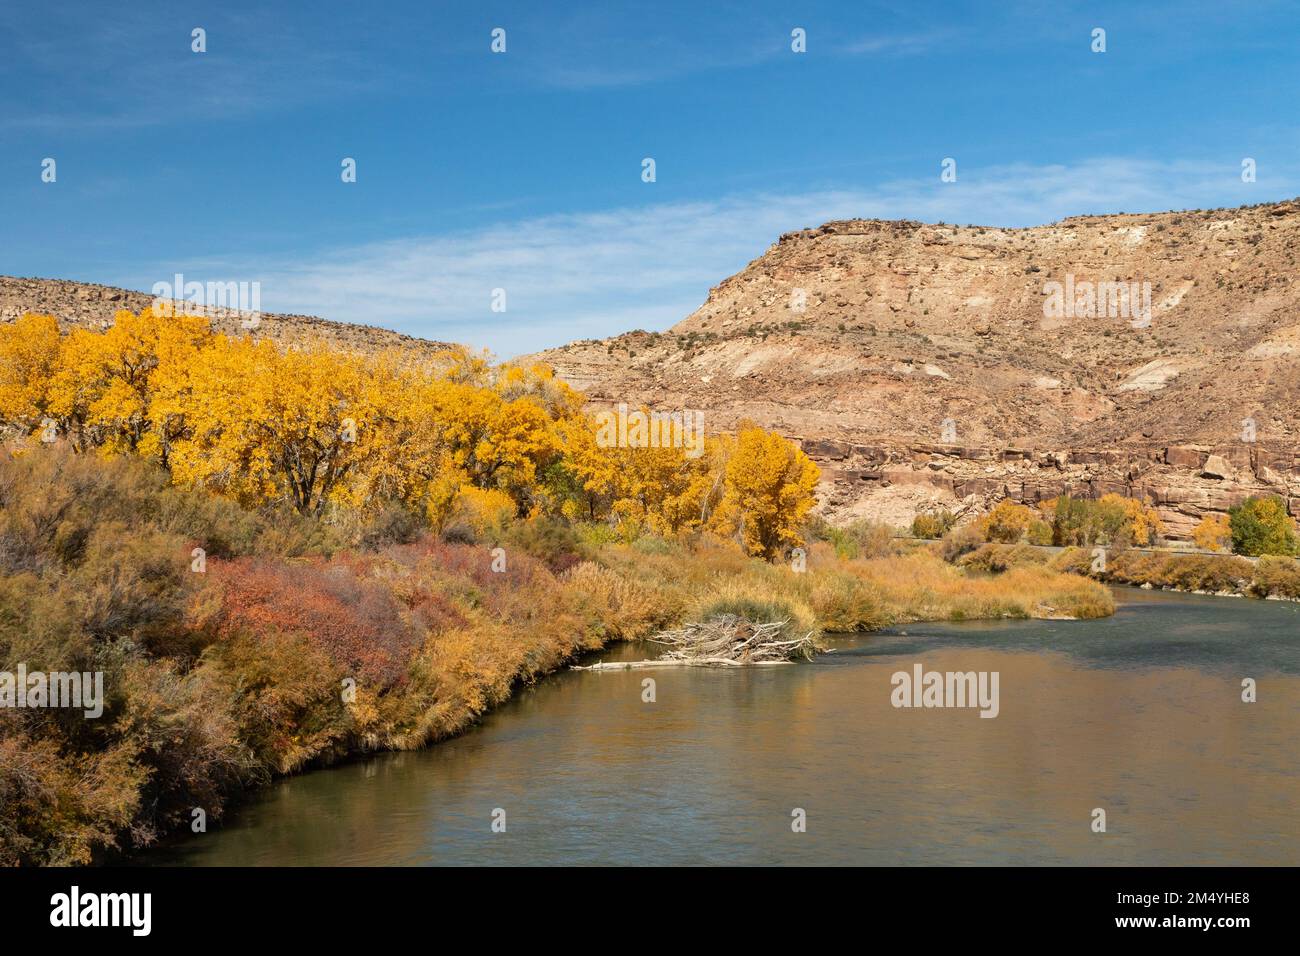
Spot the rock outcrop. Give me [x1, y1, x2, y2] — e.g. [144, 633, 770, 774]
[532, 200, 1300, 537]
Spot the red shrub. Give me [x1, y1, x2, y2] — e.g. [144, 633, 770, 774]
[209, 557, 421, 688]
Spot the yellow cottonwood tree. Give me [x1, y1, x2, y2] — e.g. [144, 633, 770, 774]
[553, 414, 619, 519]
[47, 307, 210, 459]
[710, 425, 820, 559]
[610, 443, 715, 537]
[0, 313, 63, 438]
[343, 355, 455, 512]
[555, 412, 723, 534]
[431, 381, 560, 510]
[167, 336, 374, 514]
[976, 499, 1037, 543]
[0, 311, 824, 559]
[1192, 513, 1232, 552]
[1099, 492, 1162, 546]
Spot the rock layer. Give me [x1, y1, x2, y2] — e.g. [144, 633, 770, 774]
[533, 200, 1300, 537]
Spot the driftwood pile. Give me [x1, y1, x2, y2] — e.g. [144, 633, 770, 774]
[571, 614, 823, 671]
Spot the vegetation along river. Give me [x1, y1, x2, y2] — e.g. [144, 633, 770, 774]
[144, 588, 1300, 866]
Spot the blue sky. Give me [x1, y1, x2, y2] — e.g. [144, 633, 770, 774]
[3, 0, 1299, 355]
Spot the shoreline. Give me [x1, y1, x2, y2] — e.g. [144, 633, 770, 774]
[134, 582, 1298, 867]
[959, 542, 1300, 604]
[111, 544, 1112, 864]
[128, 556, 1300, 866]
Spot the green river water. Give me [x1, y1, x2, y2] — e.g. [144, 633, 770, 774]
[143, 588, 1300, 866]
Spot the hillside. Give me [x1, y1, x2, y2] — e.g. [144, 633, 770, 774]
[533, 200, 1300, 537]
[0, 275, 451, 357]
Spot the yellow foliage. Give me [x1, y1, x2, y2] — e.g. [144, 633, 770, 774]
[0, 310, 821, 556]
[709, 424, 820, 559]
[976, 499, 1037, 543]
[163, 335, 373, 512]
[1193, 513, 1232, 552]
[450, 485, 516, 536]
[50, 307, 211, 457]
[0, 313, 63, 435]
[562, 561, 664, 639]
[1098, 492, 1163, 546]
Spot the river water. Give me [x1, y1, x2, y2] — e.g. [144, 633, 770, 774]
[145, 588, 1300, 866]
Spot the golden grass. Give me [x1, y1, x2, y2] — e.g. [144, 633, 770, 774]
[591, 536, 1113, 637]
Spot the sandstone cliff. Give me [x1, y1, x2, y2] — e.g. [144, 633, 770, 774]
[533, 200, 1300, 538]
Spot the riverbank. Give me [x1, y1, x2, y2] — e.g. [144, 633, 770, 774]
[955, 542, 1300, 601]
[141, 586, 1300, 867]
[0, 450, 1112, 865]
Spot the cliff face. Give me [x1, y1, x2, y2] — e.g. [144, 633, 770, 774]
[0, 276, 452, 357]
[533, 201, 1300, 537]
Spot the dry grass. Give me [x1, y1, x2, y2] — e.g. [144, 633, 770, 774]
[1052, 546, 1300, 600]
[592, 536, 1113, 636]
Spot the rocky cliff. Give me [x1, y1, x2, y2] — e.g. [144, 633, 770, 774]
[533, 200, 1300, 538]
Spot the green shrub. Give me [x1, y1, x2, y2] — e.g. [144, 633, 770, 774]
[631, 534, 674, 555]
[573, 520, 620, 549]
[1229, 496, 1299, 556]
[1027, 520, 1054, 546]
[502, 516, 586, 572]
[357, 504, 424, 551]
[690, 590, 812, 643]
[1045, 494, 1161, 547]
[804, 514, 894, 559]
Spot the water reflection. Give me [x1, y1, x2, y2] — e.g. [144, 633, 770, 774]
[144, 588, 1300, 866]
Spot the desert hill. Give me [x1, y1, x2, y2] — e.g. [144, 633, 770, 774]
[0, 275, 451, 357]
[533, 200, 1300, 537]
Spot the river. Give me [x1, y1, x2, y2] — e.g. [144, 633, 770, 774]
[143, 588, 1300, 866]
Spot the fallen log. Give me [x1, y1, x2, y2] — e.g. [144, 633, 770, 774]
[571, 614, 825, 671]
[572, 658, 795, 671]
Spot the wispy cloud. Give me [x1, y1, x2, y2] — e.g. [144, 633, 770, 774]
[0, 3, 412, 131]
[841, 31, 948, 56]
[131, 157, 1294, 358]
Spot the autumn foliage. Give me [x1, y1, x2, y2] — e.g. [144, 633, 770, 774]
[0, 442, 1118, 865]
[0, 308, 818, 557]
[0, 308, 828, 864]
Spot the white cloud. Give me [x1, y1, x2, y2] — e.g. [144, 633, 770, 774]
[841, 32, 948, 56]
[147, 157, 1293, 359]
